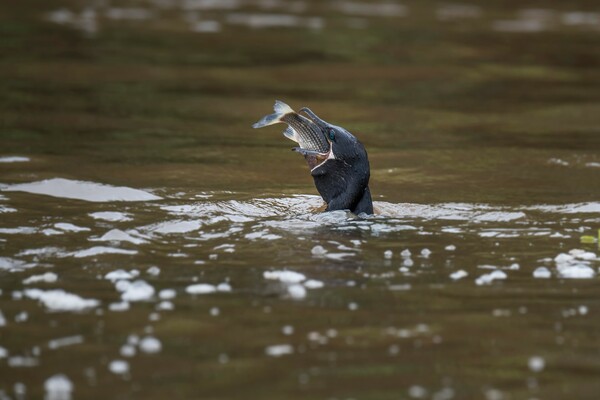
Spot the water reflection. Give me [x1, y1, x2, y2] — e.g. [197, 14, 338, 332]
[44, 1, 600, 36]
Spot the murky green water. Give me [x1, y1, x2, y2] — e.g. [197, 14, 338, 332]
[1, 1, 600, 399]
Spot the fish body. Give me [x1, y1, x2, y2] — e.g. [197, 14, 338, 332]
[252, 101, 330, 153]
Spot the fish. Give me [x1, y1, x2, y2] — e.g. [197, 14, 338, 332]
[252, 100, 330, 154]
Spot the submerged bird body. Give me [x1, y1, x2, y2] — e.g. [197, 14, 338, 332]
[253, 101, 373, 215]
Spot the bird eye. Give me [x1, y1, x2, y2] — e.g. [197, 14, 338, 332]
[328, 129, 335, 141]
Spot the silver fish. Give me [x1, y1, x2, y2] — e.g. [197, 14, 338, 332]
[252, 100, 330, 153]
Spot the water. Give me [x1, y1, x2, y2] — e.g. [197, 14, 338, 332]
[1, 0, 600, 398]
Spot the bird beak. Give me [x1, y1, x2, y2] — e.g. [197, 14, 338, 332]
[293, 145, 334, 171]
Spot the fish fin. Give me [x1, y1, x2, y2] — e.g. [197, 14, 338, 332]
[292, 147, 324, 157]
[273, 100, 293, 115]
[252, 113, 281, 128]
[282, 126, 297, 141]
[252, 100, 294, 129]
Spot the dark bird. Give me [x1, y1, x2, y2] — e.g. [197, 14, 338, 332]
[253, 101, 373, 215]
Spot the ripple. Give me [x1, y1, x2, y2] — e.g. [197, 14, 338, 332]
[90, 229, 148, 244]
[89, 211, 133, 222]
[70, 247, 138, 258]
[3, 178, 162, 202]
[0, 156, 30, 163]
[335, 1, 408, 17]
[226, 13, 324, 29]
[0, 257, 35, 272]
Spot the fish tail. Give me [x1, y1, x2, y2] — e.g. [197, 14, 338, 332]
[252, 100, 294, 128]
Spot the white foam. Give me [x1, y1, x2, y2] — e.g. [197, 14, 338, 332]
[109, 301, 130, 312]
[0, 156, 30, 163]
[147, 266, 160, 276]
[530, 202, 600, 214]
[287, 284, 307, 299]
[282, 325, 294, 335]
[120, 280, 155, 301]
[244, 230, 282, 240]
[450, 270, 468, 280]
[105, 269, 135, 282]
[0, 205, 17, 213]
[156, 301, 174, 311]
[44, 374, 73, 400]
[71, 247, 137, 258]
[43, 228, 64, 236]
[0, 257, 33, 272]
[17, 247, 64, 258]
[554, 250, 597, 279]
[159, 289, 176, 299]
[533, 267, 551, 279]
[4, 178, 161, 202]
[304, 279, 324, 289]
[474, 211, 526, 222]
[554, 253, 574, 263]
[326, 252, 355, 260]
[24, 289, 100, 311]
[8, 356, 39, 367]
[91, 229, 147, 244]
[569, 249, 597, 260]
[89, 211, 132, 222]
[115, 280, 131, 292]
[186, 283, 217, 294]
[0, 346, 8, 358]
[475, 270, 508, 285]
[408, 385, 428, 398]
[264, 270, 306, 283]
[23, 272, 58, 285]
[217, 282, 232, 292]
[0, 227, 37, 234]
[108, 359, 129, 375]
[528, 356, 545, 372]
[15, 311, 28, 322]
[149, 220, 202, 234]
[48, 335, 84, 349]
[265, 344, 294, 357]
[120, 344, 136, 357]
[310, 245, 327, 256]
[54, 223, 90, 232]
[557, 265, 595, 279]
[139, 336, 162, 354]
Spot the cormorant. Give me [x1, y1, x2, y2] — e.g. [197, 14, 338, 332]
[253, 101, 373, 215]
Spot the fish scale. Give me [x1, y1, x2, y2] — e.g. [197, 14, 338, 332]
[281, 114, 329, 152]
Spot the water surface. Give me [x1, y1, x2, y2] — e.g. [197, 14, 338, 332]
[1, 0, 600, 399]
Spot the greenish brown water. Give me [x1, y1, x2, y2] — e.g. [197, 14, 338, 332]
[1, 1, 600, 399]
